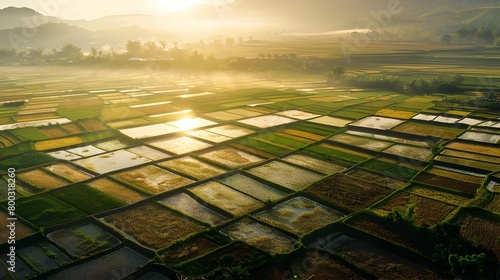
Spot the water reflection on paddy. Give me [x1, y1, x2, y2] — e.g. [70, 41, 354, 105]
[73, 149, 151, 174]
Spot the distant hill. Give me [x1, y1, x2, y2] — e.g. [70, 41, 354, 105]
[0, 7, 61, 30]
[0, 22, 175, 50]
[0, 1, 498, 50]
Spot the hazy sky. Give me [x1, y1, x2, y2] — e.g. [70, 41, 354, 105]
[0, 0, 232, 19]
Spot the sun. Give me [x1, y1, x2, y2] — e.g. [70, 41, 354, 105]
[157, 0, 203, 12]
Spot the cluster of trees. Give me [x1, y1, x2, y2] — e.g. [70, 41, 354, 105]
[442, 26, 499, 45]
[404, 75, 465, 95]
[344, 75, 404, 92]
[329, 66, 466, 95]
[0, 39, 330, 73]
[0, 43, 84, 65]
[379, 208, 496, 279]
[125, 40, 168, 58]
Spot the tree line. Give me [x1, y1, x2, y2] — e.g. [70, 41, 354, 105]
[441, 25, 499, 45]
[0, 40, 330, 73]
[328, 67, 466, 95]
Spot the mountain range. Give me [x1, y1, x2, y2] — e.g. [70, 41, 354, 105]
[0, 0, 498, 50]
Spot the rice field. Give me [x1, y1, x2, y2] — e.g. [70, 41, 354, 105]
[73, 149, 151, 174]
[221, 218, 297, 254]
[248, 161, 324, 191]
[158, 156, 226, 180]
[197, 147, 264, 168]
[2, 66, 500, 278]
[147, 135, 212, 155]
[218, 173, 289, 201]
[350, 116, 404, 130]
[158, 192, 229, 225]
[253, 196, 344, 236]
[112, 165, 194, 194]
[189, 181, 265, 216]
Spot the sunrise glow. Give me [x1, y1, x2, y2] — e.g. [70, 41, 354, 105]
[157, 0, 202, 12]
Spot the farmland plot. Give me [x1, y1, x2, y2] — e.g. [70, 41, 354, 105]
[455, 210, 500, 259]
[103, 203, 207, 249]
[350, 116, 404, 130]
[372, 191, 456, 226]
[248, 161, 324, 191]
[254, 196, 344, 236]
[281, 154, 347, 175]
[73, 149, 151, 174]
[147, 135, 212, 155]
[307, 174, 394, 212]
[158, 192, 229, 225]
[87, 178, 147, 204]
[112, 165, 194, 194]
[47, 247, 150, 280]
[189, 181, 264, 216]
[221, 218, 296, 254]
[197, 147, 264, 168]
[218, 173, 289, 201]
[47, 222, 120, 258]
[158, 156, 226, 180]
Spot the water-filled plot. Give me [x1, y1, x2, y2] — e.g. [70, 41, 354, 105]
[189, 181, 265, 216]
[197, 147, 264, 169]
[221, 218, 297, 254]
[218, 174, 289, 202]
[253, 196, 344, 236]
[103, 203, 207, 249]
[458, 131, 500, 144]
[248, 161, 324, 191]
[350, 116, 404, 130]
[281, 154, 347, 175]
[87, 178, 147, 204]
[44, 163, 93, 182]
[47, 247, 150, 280]
[66, 145, 106, 157]
[158, 192, 229, 226]
[382, 144, 433, 162]
[147, 135, 212, 155]
[158, 156, 226, 180]
[434, 115, 461, 124]
[0, 255, 35, 278]
[17, 242, 72, 274]
[276, 110, 320, 120]
[328, 133, 393, 151]
[167, 117, 217, 130]
[412, 113, 438, 121]
[119, 123, 180, 139]
[47, 150, 82, 160]
[238, 115, 297, 128]
[47, 222, 120, 258]
[458, 117, 483, 126]
[73, 149, 151, 174]
[205, 124, 255, 138]
[186, 130, 232, 143]
[112, 165, 194, 194]
[94, 138, 133, 151]
[126, 145, 171, 160]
